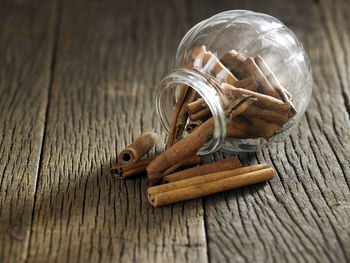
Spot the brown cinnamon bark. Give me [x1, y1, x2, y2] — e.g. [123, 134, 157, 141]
[147, 96, 255, 183]
[161, 155, 201, 176]
[187, 82, 259, 120]
[247, 117, 282, 140]
[162, 156, 243, 183]
[187, 98, 207, 115]
[221, 83, 291, 114]
[189, 107, 211, 121]
[220, 50, 246, 77]
[191, 46, 238, 85]
[243, 57, 282, 99]
[234, 75, 257, 88]
[254, 55, 297, 115]
[148, 167, 274, 207]
[111, 157, 155, 179]
[226, 116, 254, 138]
[166, 85, 190, 148]
[118, 132, 158, 165]
[221, 50, 283, 100]
[185, 119, 205, 133]
[147, 118, 215, 183]
[173, 88, 197, 144]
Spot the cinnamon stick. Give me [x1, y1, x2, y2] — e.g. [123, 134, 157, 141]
[187, 98, 207, 115]
[247, 117, 282, 140]
[185, 119, 205, 133]
[220, 50, 246, 77]
[166, 85, 190, 148]
[162, 155, 201, 176]
[226, 116, 254, 138]
[118, 132, 158, 165]
[221, 83, 291, 114]
[234, 75, 257, 88]
[147, 118, 215, 183]
[147, 96, 255, 182]
[221, 50, 282, 100]
[163, 156, 243, 183]
[148, 167, 274, 207]
[191, 46, 238, 85]
[111, 157, 155, 179]
[189, 107, 211, 121]
[173, 88, 197, 144]
[254, 55, 297, 115]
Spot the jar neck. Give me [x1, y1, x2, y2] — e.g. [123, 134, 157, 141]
[156, 68, 227, 155]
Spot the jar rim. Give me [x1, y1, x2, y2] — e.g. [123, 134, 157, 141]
[155, 68, 227, 155]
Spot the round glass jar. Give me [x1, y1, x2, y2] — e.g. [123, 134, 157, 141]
[156, 10, 313, 154]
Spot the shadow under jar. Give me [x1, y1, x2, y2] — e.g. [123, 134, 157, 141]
[156, 10, 313, 154]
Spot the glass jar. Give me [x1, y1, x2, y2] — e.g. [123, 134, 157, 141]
[155, 10, 313, 154]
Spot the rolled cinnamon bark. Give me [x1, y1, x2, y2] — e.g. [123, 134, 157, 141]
[243, 57, 282, 99]
[254, 55, 297, 115]
[220, 50, 246, 77]
[147, 118, 215, 183]
[111, 157, 155, 179]
[148, 167, 274, 207]
[185, 119, 205, 134]
[221, 50, 283, 100]
[247, 117, 282, 140]
[148, 96, 256, 183]
[221, 83, 291, 114]
[187, 98, 207, 115]
[163, 156, 243, 183]
[189, 107, 211, 121]
[118, 132, 158, 165]
[166, 85, 190, 148]
[226, 117, 254, 138]
[173, 88, 197, 144]
[162, 155, 201, 176]
[191, 46, 238, 85]
[234, 75, 257, 88]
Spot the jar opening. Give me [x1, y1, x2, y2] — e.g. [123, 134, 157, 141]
[156, 68, 227, 155]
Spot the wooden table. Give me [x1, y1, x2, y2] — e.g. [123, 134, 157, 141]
[1, 0, 349, 262]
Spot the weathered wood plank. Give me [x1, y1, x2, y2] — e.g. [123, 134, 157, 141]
[0, 1, 57, 262]
[318, 0, 350, 118]
[27, 1, 207, 262]
[190, 0, 350, 262]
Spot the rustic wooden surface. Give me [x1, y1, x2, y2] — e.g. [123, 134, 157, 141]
[0, 0, 349, 262]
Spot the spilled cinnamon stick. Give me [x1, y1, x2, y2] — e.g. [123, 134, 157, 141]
[148, 167, 274, 207]
[162, 155, 201, 176]
[163, 156, 243, 183]
[118, 132, 158, 165]
[111, 157, 155, 179]
[147, 118, 215, 183]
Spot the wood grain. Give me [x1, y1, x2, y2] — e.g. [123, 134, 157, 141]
[0, 0, 349, 262]
[0, 2, 57, 262]
[191, 0, 350, 262]
[318, 0, 350, 118]
[26, 1, 207, 262]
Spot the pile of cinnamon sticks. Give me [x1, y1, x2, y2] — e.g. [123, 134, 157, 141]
[112, 132, 274, 207]
[111, 46, 294, 206]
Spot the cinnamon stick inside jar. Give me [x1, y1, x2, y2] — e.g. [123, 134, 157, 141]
[118, 132, 158, 165]
[148, 167, 274, 207]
